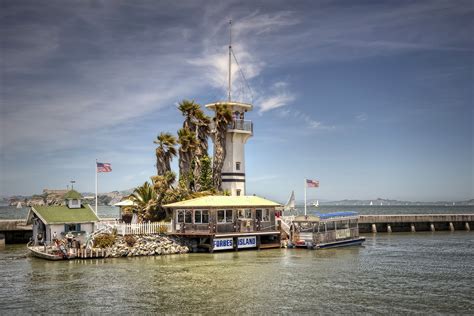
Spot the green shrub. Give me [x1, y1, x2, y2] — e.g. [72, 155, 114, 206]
[93, 233, 116, 248]
[124, 235, 136, 247]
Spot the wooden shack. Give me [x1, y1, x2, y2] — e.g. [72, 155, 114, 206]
[163, 195, 282, 252]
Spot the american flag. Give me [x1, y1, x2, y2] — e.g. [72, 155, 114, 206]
[306, 179, 319, 188]
[97, 162, 112, 173]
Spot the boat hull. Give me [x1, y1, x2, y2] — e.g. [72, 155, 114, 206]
[27, 245, 67, 261]
[315, 237, 366, 249]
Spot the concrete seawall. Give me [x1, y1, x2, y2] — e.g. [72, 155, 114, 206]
[359, 214, 474, 233]
[0, 220, 32, 244]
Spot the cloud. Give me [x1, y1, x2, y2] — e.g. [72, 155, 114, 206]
[259, 93, 295, 113]
[356, 113, 368, 122]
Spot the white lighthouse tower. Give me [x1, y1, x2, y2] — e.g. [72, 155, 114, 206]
[205, 21, 253, 196]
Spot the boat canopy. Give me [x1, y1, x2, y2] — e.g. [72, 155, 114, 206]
[293, 211, 359, 223]
[318, 211, 358, 220]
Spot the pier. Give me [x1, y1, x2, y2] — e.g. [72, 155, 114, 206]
[358, 214, 473, 233]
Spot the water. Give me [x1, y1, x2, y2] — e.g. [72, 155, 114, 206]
[1, 232, 472, 313]
[0, 206, 120, 220]
[298, 205, 474, 215]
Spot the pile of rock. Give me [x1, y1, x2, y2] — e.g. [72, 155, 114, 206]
[107, 234, 191, 258]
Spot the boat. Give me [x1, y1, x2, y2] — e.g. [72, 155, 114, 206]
[288, 211, 365, 249]
[27, 241, 68, 260]
[284, 191, 296, 213]
[16, 202, 22, 209]
[370, 201, 373, 206]
[312, 200, 319, 207]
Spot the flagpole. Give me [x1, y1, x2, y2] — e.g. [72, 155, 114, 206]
[304, 178, 307, 216]
[95, 159, 98, 215]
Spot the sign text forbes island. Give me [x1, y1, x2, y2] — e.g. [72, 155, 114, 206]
[213, 236, 257, 250]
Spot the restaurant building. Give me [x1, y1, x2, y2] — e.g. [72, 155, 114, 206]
[163, 195, 281, 252]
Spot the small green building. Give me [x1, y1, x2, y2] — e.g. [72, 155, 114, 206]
[26, 190, 99, 245]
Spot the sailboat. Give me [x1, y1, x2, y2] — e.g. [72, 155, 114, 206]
[312, 200, 319, 207]
[16, 202, 22, 209]
[284, 190, 296, 212]
[370, 201, 373, 206]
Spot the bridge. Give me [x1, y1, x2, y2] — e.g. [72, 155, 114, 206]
[358, 214, 473, 233]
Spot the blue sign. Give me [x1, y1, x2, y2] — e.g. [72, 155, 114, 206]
[237, 236, 257, 249]
[213, 238, 233, 250]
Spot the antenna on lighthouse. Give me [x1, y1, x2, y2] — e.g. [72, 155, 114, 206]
[228, 19, 232, 102]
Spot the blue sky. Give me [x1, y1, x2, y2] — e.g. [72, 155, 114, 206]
[1, 0, 472, 202]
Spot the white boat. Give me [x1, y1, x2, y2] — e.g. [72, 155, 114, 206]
[16, 202, 22, 209]
[311, 200, 319, 207]
[370, 201, 373, 206]
[284, 191, 296, 213]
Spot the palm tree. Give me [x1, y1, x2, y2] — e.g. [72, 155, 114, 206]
[129, 182, 157, 222]
[177, 128, 198, 189]
[211, 103, 232, 191]
[178, 99, 200, 131]
[193, 110, 211, 191]
[153, 132, 177, 176]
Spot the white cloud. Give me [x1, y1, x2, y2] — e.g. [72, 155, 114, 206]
[259, 93, 295, 113]
[356, 113, 368, 122]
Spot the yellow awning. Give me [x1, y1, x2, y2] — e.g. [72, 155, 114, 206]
[163, 195, 281, 208]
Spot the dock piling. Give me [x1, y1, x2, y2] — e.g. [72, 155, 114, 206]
[449, 222, 455, 232]
[371, 224, 377, 233]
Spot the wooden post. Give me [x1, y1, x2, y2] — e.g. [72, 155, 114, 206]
[371, 224, 377, 233]
[387, 224, 392, 233]
[449, 222, 455, 232]
[430, 223, 435, 232]
[411, 223, 416, 233]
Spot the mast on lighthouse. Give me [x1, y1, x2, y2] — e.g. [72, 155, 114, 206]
[206, 20, 254, 196]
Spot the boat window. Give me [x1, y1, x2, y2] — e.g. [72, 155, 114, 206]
[338, 221, 349, 230]
[326, 221, 335, 231]
[238, 209, 252, 219]
[318, 223, 325, 233]
[194, 210, 209, 224]
[298, 222, 313, 232]
[350, 219, 358, 228]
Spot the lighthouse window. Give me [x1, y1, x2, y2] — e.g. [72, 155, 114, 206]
[236, 162, 241, 171]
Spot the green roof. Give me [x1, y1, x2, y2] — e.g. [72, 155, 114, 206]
[163, 195, 281, 208]
[63, 190, 83, 199]
[31, 204, 99, 224]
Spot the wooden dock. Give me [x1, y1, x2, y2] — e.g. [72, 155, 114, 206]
[358, 214, 473, 233]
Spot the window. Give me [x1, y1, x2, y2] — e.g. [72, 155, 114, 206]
[71, 199, 79, 205]
[185, 210, 192, 224]
[256, 209, 270, 221]
[236, 189, 241, 196]
[217, 210, 233, 223]
[326, 221, 335, 231]
[177, 210, 193, 223]
[338, 221, 349, 230]
[318, 223, 325, 233]
[238, 209, 252, 219]
[177, 210, 185, 223]
[194, 210, 209, 224]
[350, 219, 358, 228]
[64, 223, 81, 232]
[236, 162, 241, 171]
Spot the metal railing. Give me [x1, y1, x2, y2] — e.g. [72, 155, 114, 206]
[209, 119, 253, 133]
[95, 221, 171, 235]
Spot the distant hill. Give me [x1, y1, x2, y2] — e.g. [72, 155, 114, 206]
[306, 198, 474, 206]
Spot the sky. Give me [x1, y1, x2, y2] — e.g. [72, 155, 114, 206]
[1, 0, 473, 202]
